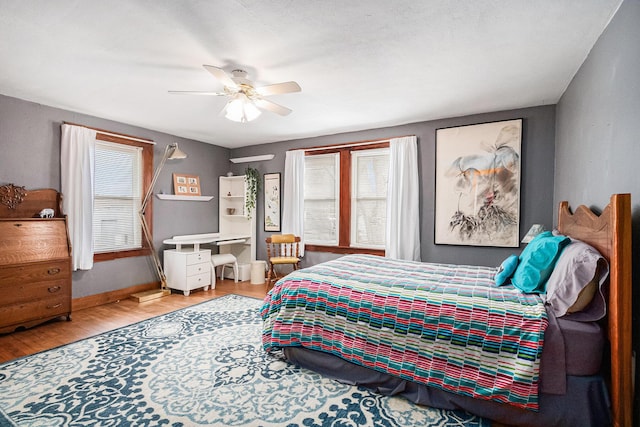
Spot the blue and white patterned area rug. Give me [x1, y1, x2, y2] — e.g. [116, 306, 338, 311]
[0, 294, 488, 426]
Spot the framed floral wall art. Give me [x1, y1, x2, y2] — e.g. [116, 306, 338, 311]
[435, 119, 522, 247]
[264, 173, 281, 232]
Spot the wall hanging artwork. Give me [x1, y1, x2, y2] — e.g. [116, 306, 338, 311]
[435, 119, 522, 247]
[264, 173, 281, 232]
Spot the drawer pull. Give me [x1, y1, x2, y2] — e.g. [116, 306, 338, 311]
[47, 303, 63, 309]
[48, 285, 62, 293]
[48, 268, 61, 275]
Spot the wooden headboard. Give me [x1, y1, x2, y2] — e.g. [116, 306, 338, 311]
[0, 184, 64, 218]
[557, 193, 632, 427]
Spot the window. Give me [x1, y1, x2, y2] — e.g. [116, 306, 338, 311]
[93, 133, 153, 261]
[304, 153, 340, 245]
[351, 148, 389, 249]
[304, 141, 389, 254]
[93, 141, 142, 253]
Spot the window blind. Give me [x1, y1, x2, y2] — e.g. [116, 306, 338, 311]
[93, 141, 143, 253]
[304, 153, 339, 245]
[351, 148, 389, 248]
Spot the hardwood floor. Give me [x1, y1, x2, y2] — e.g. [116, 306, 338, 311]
[0, 279, 270, 364]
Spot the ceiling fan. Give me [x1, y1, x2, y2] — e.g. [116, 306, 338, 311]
[169, 65, 301, 123]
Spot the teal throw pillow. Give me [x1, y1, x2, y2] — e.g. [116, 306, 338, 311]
[495, 254, 519, 286]
[511, 231, 570, 293]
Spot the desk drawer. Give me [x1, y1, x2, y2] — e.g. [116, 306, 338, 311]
[186, 250, 210, 265]
[186, 272, 210, 288]
[187, 262, 210, 277]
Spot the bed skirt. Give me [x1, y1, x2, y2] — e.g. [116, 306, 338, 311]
[283, 347, 610, 427]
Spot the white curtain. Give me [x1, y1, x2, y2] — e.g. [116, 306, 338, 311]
[385, 136, 421, 261]
[61, 124, 97, 270]
[281, 150, 305, 256]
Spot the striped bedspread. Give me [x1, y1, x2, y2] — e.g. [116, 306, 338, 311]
[261, 254, 548, 410]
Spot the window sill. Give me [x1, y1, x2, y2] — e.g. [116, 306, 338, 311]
[305, 244, 384, 256]
[94, 247, 149, 262]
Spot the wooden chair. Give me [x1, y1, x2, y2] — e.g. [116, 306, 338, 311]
[266, 234, 301, 287]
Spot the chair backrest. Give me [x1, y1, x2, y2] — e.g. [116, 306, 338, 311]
[266, 234, 300, 259]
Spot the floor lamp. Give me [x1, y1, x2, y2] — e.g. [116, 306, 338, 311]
[131, 143, 187, 302]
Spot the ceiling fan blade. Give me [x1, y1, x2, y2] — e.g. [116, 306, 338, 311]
[255, 81, 301, 96]
[203, 65, 238, 89]
[168, 90, 227, 96]
[254, 98, 292, 116]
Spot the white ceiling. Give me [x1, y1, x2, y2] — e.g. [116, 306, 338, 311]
[0, 1, 622, 148]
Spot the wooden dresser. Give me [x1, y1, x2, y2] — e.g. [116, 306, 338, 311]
[0, 184, 72, 334]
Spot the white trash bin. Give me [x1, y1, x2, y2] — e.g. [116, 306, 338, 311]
[251, 260, 266, 285]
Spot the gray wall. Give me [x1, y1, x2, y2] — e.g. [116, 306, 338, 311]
[0, 94, 230, 298]
[0, 91, 557, 298]
[231, 105, 557, 268]
[554, 0, 639, 415]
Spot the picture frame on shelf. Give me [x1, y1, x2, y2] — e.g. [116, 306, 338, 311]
[435, 118, 522, 247]
[173, 173, 201, 196]
[264, 173, 281, 232]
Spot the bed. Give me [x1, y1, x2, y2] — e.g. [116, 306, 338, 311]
[261, 194, 632, 427]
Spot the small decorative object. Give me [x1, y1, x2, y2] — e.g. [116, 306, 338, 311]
[226, 208, 236, 215]
[435, 118, 522, 247]
[226, 171, 234, 177]
[39, 208, 55, 218]
[0, 183, 27, 210]
[521, 224, 545, 244]
[173, 173, 201, 196]
[227, 191, 232, 197]
[244, 167, 260, 220]
[264, 173, 281, 232]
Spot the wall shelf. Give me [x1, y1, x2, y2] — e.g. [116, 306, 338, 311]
[229, 154, 275, 163]
[156, 194, 214, 202]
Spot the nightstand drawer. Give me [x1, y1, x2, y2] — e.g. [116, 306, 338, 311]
[186, 272, 210, 288]
[187, 262, 210, 277]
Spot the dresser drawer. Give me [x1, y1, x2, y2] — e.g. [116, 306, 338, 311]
[0, 279, 69, 306]
[186, 262, 210, 277]
[186, 250, 210, 265]
[0, 296, 70, 327]
[186, 272, 210, 288]
[0, 260, 70, 289]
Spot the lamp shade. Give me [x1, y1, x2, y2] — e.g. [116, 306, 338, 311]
[521, 224, 545, 243]
[224, 93, 261, 123]
[168, 143, 187, 159]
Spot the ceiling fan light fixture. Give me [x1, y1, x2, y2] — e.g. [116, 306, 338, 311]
[224, 93, 261, 123]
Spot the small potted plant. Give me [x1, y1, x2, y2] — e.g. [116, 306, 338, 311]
[244, 166, 260, 219]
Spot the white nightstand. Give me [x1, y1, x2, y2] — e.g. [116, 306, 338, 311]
[164, 248, 211, 296]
